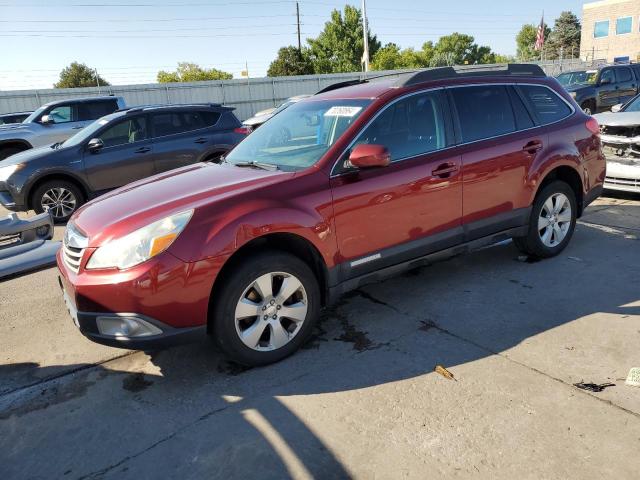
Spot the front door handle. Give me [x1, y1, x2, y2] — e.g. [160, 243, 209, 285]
[194, 137, 208, 144]
[134, 147, 151, 154]
[431, 163, 459, 178]
[522, 140, 543, 154]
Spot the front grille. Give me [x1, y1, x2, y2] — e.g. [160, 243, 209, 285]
[62, 243, 84, 273]
[605, 176, 640, 188]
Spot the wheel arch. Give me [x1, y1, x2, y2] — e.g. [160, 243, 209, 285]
[0, 139, 32, 152]
[207, 231, 330, 333]
[534, 165, 585, 217]
[26, 172, 90, 209]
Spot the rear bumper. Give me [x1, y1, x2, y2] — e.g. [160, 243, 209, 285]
[603, 159, 640, 193]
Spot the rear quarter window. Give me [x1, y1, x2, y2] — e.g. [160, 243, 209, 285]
[517, 85, 572, 125]
[451, 85, 516, 143]
[200, 111, 221, 127]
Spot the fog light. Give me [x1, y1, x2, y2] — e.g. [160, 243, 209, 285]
[96, 316, 162, 339]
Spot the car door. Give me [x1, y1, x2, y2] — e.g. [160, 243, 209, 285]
[597, 68, 619, 110]
[83, 115, 155, 193]
[150, 111, 207, 173]
[449, 84, 542, 239]
[330, 89, 463, 279]
[614, 66, 637, 104]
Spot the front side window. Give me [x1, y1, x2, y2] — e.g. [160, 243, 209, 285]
[600, 69, 616, 84]
[225, 99, 371, 171]
[594, 20, 609, 38]
[47, 105, 74, 124]
[349, 91, 447, 163]
[98, 117, 147, 148]
[451, 86, 515, 143]
[518, 85, 572, 125]
[616, 16, 632, 34]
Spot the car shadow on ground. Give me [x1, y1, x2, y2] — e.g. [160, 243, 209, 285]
[1, 201, 639, 478]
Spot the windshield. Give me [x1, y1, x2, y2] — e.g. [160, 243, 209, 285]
[226, 99, 371, 171]
[61, 116, 111, 147]
[556, 70, 598, 86]
[22, 105, 48, 123]
[622, 95, 640, 112]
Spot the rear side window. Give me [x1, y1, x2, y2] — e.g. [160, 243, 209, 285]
[507, 87, 535, 130]
[77, 100, 118, 121]
[616, 67, 633, 83]
[518, 85, 572, 125]
[151, 113, 184, 137]
[200, 110, 221, 127]
[182, 111, 206, 131]
[353, 90, 448, 162]
[451, 86, 515, 143]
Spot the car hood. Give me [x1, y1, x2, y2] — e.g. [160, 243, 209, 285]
[0, 123, 35, 134]
[593, 111, 640, 127]
[72, 162, 294, 247]
[564, 83, 593, 93]
[1, 145, 59, 166]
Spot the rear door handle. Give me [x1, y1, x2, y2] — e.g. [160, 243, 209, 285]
[194, 137, 208, 144]
[522, 140, 543, 154]
[431, 163, 459, 178]
[134, 147, 151, 154]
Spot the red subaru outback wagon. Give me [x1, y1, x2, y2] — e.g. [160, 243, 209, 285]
[58, 65, 605, 366]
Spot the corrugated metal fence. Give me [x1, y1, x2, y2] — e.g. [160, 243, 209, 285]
[0, 59, 599, 120]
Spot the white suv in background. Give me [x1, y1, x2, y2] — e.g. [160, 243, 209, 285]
[0, 96, 125, 160]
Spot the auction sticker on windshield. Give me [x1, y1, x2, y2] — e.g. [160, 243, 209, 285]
[324, 106, 363, 117]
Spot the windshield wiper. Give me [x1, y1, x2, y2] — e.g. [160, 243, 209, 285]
[231, 160, 279, 171]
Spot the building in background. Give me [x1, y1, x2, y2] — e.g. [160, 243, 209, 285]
[581, 0, 640, 62]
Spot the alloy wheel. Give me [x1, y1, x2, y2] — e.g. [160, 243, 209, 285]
[538, 192, 572, 247]
[41, 187, 77, 220]
[234, 271, 308, 351]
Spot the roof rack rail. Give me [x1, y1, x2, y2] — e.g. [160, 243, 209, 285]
[316, 79, 366, 95]
[396, 63, 546, 87]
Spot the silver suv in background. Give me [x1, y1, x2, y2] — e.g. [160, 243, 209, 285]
[0, 96, 125, 160]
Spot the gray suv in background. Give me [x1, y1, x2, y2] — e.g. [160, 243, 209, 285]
[0, 96, 125, 160]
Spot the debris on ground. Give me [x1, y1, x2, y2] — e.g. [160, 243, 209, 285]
[434, 365, 457, 381]
[625, 368, 640, 387]
[573, 381, 615, 392]
[567, 256, 583, 262]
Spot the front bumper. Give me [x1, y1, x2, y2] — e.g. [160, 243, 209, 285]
[603, 158, 640, 193]
[0, 190, 25, 211]
[58, 274, 206, 349]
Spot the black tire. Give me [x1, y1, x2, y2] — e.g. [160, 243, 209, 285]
[513, 180, 577, 259]
[31, 180, 85, 224]
[0, 145, 28, 161]
[211, 250, 321, 366]
[580, 100, 595, 116]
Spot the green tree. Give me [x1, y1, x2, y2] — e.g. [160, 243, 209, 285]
[157, 62, 232, 83]
[432, 33, 495, 65]
[546, 11, 581, 59]
[54, 62, 110, 89]
[516, 23, 551, 61]
[267, 46, 315, 77]
[371, 41, 435, 71]
[307, 5, 381, 73]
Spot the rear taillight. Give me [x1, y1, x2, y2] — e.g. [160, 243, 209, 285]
[234, 126, 252, 135]
[585, 117, 600, 135]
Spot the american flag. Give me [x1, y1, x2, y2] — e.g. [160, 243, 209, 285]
[534, 14, 545, 51]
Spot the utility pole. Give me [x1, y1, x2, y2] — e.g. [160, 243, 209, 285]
[296, 2, 301, 51]
[94, 68, 101, 94]
[361, 0, 370, 73]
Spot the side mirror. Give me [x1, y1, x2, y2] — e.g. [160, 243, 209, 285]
[600, 77, 612, 86]
[348, 144, 390, 169]
[87, 138, 104, 152]
[611, 103, 623, 113]
[40, 115, 53, 125]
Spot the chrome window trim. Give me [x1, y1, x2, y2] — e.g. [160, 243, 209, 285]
[330, 82, 575, 178]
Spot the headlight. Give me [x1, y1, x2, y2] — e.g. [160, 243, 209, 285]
[0, 164, 24, 182]
[86, 210, 193, 270]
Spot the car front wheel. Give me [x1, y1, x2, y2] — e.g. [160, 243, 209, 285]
[32, 180, 84, 224]
[513, 180, 577, 258]
[211, 250, 320, 366]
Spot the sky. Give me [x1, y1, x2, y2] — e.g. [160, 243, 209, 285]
[0, 0, 586, 91]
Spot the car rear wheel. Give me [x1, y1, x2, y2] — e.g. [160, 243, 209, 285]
[513, 180, 577, 259]
[211, 250, 320, 366]
[32, 180, 85, 224]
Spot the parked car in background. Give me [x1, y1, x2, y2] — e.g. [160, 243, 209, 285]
[0, 96, 125, 161]
[0, 103, 247, 222]
[594, 93, 640, 193]
[57, 64, 605, 366]
[243, 95, 311, 130]
[0, 111, 32, 125]
[556, 64, 640, 115]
